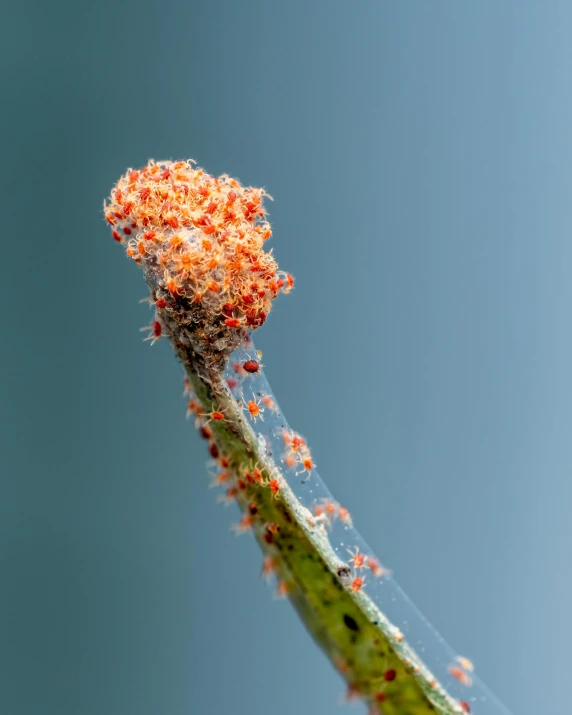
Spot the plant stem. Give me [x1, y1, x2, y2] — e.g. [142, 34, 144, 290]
[177, 338, 465, 715]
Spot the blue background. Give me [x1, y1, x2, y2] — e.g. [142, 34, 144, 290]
[2, 2, 570, 713]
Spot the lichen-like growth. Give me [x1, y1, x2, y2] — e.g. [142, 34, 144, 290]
[104, 160, 513, 715]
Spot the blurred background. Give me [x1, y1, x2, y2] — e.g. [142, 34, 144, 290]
[2, 1, 571, 713]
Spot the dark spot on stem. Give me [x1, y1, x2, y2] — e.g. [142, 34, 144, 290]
[343, 614, 359, 632]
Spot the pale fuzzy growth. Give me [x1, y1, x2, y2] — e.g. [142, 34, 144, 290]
[104, 160, 293, 369]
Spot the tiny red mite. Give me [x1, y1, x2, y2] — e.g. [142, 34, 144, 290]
[350, 577, 363, 593]
[242, 360, 260, 373]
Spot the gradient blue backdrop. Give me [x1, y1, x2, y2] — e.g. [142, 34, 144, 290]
[2, 2, 570, 713]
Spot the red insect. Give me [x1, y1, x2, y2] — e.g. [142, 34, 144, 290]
[347, 547, 365, 569]
[243, 398, 264, 422]
[268, 479, 280, 498]
[456, 656, 474, 672]
[350, 577, 364, 593]
[198, 425, 213, 441]
[210, 471, 230, 487]
[324, 500, 337, 518]
[284, 453, 296, 468]
[262, 394, 277, 412]
[242, 359, 260, 373]
[367, 558, 389, 578]
[300, 456, 314, 472]
[263, 522, 280, 544]
[203, 409, 226, 425]
[448, 666, 472, 687]
[275, 580, 289, 598]
[290, 435, 306, 452]
[232, 514, 254, 533]
[261, 556, 276, 579]
[142, 320, 162, 345]
[460, 701, 471, 713]
[186, 398, 202, 419]
[220, 485, 237, 503]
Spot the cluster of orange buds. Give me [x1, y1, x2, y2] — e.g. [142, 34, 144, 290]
[105, 160, 294, 364]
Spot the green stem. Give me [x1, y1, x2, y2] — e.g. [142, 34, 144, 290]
[181, 353, 464, 715]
